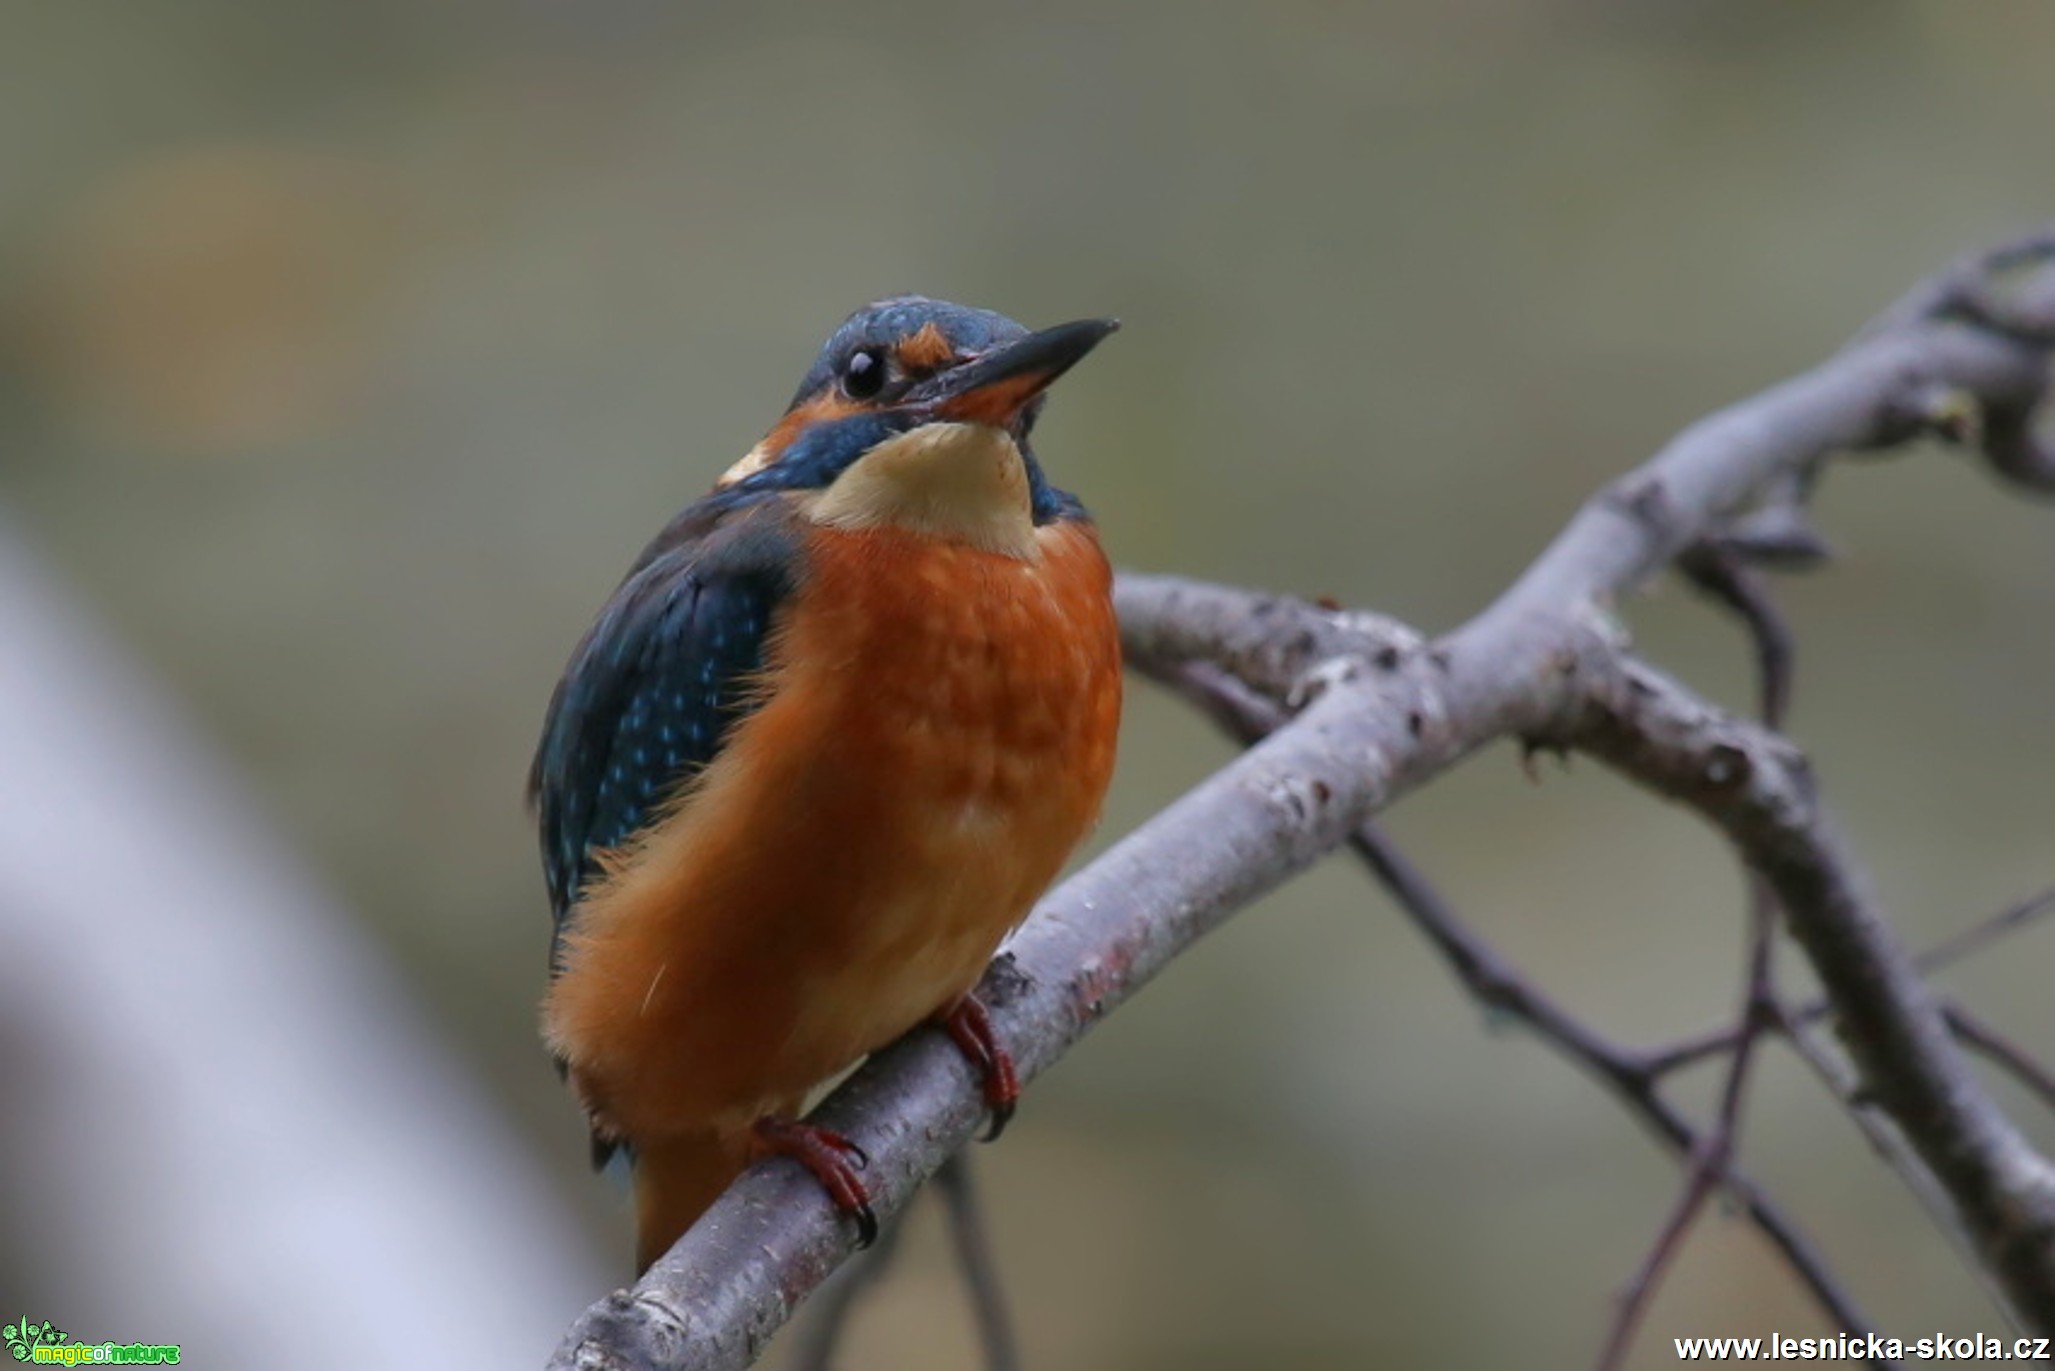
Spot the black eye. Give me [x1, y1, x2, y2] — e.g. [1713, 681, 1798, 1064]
[841, 348, 886, 400]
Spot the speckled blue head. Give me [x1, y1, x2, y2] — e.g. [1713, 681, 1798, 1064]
[786, 297, 1033, 409]
[714, 296, 1117, 525]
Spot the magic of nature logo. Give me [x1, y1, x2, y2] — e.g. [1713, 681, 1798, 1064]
[4, 1315, 179, 1365]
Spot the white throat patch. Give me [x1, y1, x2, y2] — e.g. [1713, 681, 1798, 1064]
[805, 422, 1038, 559]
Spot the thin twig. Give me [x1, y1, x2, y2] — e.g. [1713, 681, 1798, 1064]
[1678, 545, 1795, 727]
[1773, 1001, 2020, 1327]
[1919, 887, 2055, 978]
[785, 1206, 910, 1371]
[1597, 886, 1781, 1371]
[1945, 1005, 2055, 1117]
[1599, 540, 1796, 1369]
[933, 1154, 1020, 1371]
[1575, 656, 2055, 1329]
[1359, 825, 1884, 1351]
[785, 1155, 1018, 1371]
[1642, 883, 2055, 1077]
[1172, 661, 1882, 1347]
[548, 226, 2055, 1371]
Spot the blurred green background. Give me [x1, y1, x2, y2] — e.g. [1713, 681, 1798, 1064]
[4, 2, 2053, 1367]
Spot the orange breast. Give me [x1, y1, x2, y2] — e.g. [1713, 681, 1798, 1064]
[543, 517, 1121, 1148]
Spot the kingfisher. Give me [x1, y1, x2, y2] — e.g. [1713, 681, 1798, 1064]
[531, 297, 1123, 1272]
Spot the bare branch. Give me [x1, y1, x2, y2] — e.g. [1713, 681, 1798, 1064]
[932, 1153, 1021, 1371]
[549, 227, 2055, 1369]
[1166, 661, 1881, 1347]
[1600, 537, 1799, 1368]
[781, 1153, 1017, 1371]
[1773, 1001, 2008, 1317]
[784, 1202, 908, 1371]
[1573, 656, 2055, 1327]
[1597, 886, 1781, 1371]
[1677, 543, 1797, 727]
[1921, 886, 2055, 978]
[1643, 883, 2055, 1078]
[1945, 1006, 2055, 1118]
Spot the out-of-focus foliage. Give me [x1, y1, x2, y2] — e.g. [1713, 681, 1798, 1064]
[3, 3, 2052, 1366]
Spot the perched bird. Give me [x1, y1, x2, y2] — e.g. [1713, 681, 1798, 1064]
[531, 297, 1123, 1272]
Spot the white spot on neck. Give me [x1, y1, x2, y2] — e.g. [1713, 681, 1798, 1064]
[805, 422, 1038, 559]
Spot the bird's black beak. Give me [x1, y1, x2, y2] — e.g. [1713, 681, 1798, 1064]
[908, 317, 1119, 427]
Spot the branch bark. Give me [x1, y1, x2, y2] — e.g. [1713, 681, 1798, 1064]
[548, 227, 2055, 1369]
[1572, 657, 2055, 1325]
[1160, 659, 1885, 1356]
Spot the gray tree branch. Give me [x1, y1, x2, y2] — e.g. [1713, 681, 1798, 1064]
[549, 227, 2055, 1370]
[1571, 655, 2055, 1325]
[1157, 658, 1884, 1357]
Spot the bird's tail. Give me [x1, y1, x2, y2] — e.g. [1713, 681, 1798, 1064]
[633, 1131, 746, 1273]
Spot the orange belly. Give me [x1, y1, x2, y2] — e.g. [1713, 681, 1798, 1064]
[543, 517, 1120, 1154]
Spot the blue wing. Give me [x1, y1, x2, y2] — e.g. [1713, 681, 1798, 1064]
[529, 497, 802, 971]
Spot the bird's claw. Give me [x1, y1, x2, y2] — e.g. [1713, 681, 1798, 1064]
[750, 1117, 879, 1246]
[940, 994, 1021, 1142]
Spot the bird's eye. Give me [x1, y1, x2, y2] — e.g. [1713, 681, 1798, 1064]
[841, 348, 886, 400]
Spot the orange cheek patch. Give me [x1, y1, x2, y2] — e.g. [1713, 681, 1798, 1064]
[896, 322, 955, 373]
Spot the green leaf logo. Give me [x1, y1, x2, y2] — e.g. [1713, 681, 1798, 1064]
[2, 1316, 66, 1361]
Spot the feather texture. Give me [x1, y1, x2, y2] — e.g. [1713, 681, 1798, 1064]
[529, 502, 800, 960]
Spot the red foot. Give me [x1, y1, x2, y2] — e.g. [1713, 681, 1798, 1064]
[941, 994, 1020, 1141]
[750, 1117, 877, 1247]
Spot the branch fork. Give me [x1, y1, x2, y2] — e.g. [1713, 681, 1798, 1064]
[550, 227, 2055, 1371]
